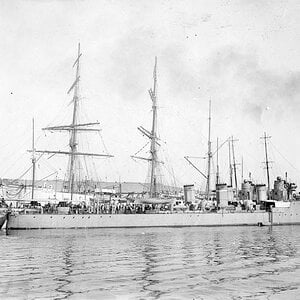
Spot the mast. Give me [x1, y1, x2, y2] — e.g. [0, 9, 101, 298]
[30, 44, 113, 201]
[149, 57, 158, 198]
[206, 100, 212, 199]
[68, 43, 81, 200]
[31, 118, 36, 199]
[131, 57, 163, 198]
[261, 132, 271, 196]
[228, 139, 232, 187]
[231, 136, 238, 194]
[216, 137, 219, 185]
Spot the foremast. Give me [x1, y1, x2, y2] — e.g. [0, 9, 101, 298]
[31, 43, 113, 200]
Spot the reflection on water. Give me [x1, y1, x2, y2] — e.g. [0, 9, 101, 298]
[1, 226, 299, 300]
[55, 236, 74, 299]
[140, 236, 162, 299]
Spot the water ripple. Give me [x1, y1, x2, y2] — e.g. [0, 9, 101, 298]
[1, 226, 299, 299]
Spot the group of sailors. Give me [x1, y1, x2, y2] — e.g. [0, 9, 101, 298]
[1, 196, 251, 215]
[39, 199, 221, 214]
[42, 201, 174, 214]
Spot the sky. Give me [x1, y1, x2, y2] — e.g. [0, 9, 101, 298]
[0, 0, 299, 190]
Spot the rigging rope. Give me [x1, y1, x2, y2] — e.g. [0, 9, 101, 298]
[270, 141, 300, 174]
[133, 142, 150, 156]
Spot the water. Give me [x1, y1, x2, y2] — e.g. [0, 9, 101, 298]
[1, 226, 299, 300]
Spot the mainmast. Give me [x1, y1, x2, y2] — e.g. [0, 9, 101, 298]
[206, 100, 212, 199]
[31, 118, 36, 199]
[231, 136, 239, 194]
[149, 57, 158, 198]
[131, 57, 161, 198]
[68, 43, 81, 200]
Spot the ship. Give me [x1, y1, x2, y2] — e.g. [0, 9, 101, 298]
[6, 45, 300, 229]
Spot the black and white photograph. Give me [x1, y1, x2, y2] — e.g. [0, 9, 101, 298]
[0, 1, 299, 299]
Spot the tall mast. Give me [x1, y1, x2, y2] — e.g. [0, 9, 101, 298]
[29, 44, 113, 201]
[261, 132, 271, 196]
[131, 57, 163, 197]
[216, 137, 219, 185]
[206, 100, 212, 198]
[149, 57, 158, 198]
[68, 43, 81, 200]
[231, 136, 238, 194]
[31, 118, 36, 199]
[228, 139, 232, 186]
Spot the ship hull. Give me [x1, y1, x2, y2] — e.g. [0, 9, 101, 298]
[7, 212, 269, 229]
[0, 213, 7, 229]
[6, 201, 300, 229]
[271, 201, 300, 225]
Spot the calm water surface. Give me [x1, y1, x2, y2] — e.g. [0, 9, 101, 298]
[1, 226, 300, 300]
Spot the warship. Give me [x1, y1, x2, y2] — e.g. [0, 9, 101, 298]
[6, 45, 300, 229]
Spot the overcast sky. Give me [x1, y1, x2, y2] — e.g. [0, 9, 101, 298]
[0, 0, 299, 190]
